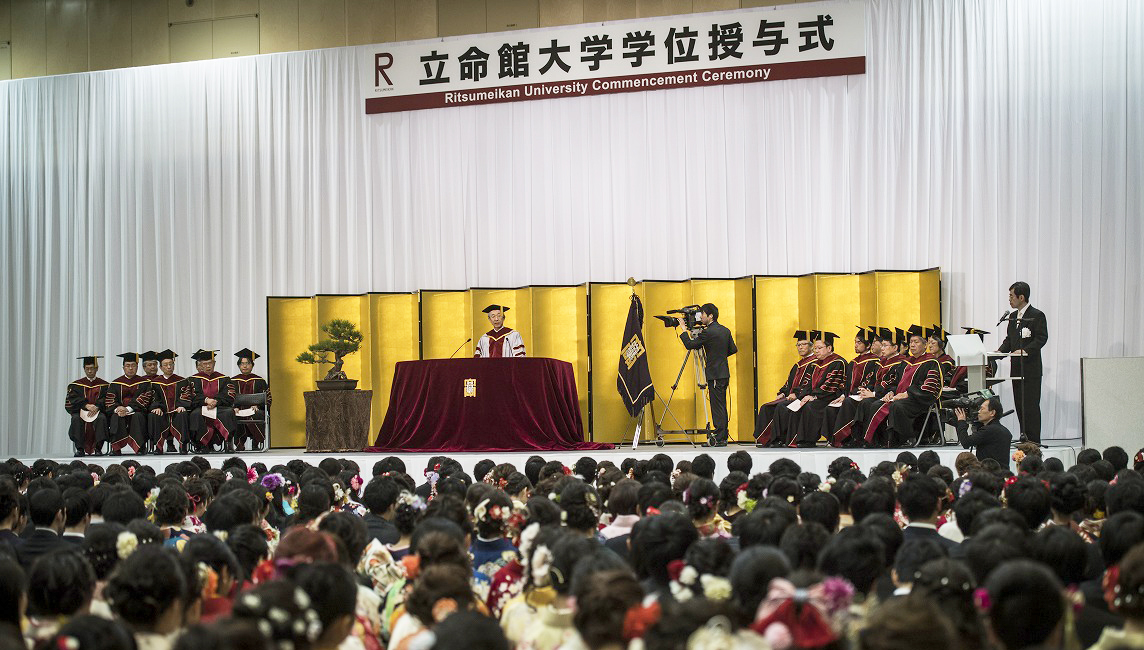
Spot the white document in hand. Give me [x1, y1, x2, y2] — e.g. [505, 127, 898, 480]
[202, 406, 217, 419]
[828, 399, 843, 408]
[80, 410, 98, 423]
[849, 394, 864, 401]
[787, 400, 803, 412]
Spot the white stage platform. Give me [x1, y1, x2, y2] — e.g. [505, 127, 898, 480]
[30, 439, 1083, 484]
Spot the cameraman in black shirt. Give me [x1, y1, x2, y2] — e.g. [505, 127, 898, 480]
[954, 396, 1013, 470]
[678, 303, 737, 447]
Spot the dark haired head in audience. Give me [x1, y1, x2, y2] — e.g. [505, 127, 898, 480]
[372, 456, 406, 478]
[850, 479, 896, 522]
[895, 451, 918, 474]
[827, 456, 857, 480]
[1103, 446, 1130, 472]
[180, 534, 242, 617]
[897, 474, 943, 523]
[1068, 463, 1098, 485]
[768, 458, 801, 479]
[1019, 453, 1044, 475]
[1005, 476, 1052, 529]
[767, 476, 803, 507]
[1077, 448, 1102, 465]
[966, 469, 1003, 498]
[726, 450, 752, 475]
[360, 475, 400, 520]
[926, 464, 954, 486]
[912, 558, 982, 650]
[105, 545, 187, 635]
[892, 538, 947, 590]
[963, 523, 1029, 583]
[780, 522, 830, 571]
[571, 456, 597, 482]
[637, 482, 672, 517]
[1047, 472, 1086, 524]
[818, 524, 885, 596]
[1043, 457, 1064, 473]
[682, 477, 721, 526]
[432, 609, 509, 650]
[0, 557, 24, 631]
[915, 450, 938, 475]
[48, 615, 138, 650]
[645, 454, 672, 477]
[231, 580, 322, 650]
[1100, 511, 1144, 570]
[983, 560, 1065, 650]
[952, 490, 1000, 539]
[201, 494, 255, 535]
[734, 502, 797, 549]
[559, 481, 602, 535]
[420, 496, 473, 540]
[858, 592, 954, 650]
[225, 524, 269, 585]
[1091, 459, 1116, 482]
[980, 458, 1002, 474]
[101, 487, 147, 526]
[407, 565, 477, 630]
[1108, 543, 1144, 631]
[571, 568, 641, 650]
[799, 490, 841, 533]
[729, 546, 790, 625]
[1106, 473, 1144, 516]
[860, 513, 904, 571]
[631, 513, 698, 592]
[472, 459, 495, 483]
[1031, 525, 1089, 589]
[290, 563, 357, 649]
[29, 487, 65, 534]
[689, 454, 715, 480]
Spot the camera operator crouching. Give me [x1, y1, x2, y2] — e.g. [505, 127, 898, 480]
[677, 303, 737, 447]
[954, 396, 1013, 470]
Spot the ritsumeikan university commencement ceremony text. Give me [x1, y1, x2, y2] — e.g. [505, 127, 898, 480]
[361, 1, 866, 114]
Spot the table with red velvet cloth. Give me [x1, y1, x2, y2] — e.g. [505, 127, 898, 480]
[371, 358, 611, 452]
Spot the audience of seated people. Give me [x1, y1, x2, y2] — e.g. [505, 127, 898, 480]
[0, 445, 1143, 649]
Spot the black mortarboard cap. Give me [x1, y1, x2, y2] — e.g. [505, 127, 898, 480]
[963, 327, 989, 341]
[926, 324, 947, 342]
[117, 352, 140, 364]
[855, 326, 872, 344]
[234, 348, 260, 362]
[877, 327, 894, 342]
[141, 351, 159, 362]
[793, 330, 810, 341]
[906, 324, 925, 340]
[482, 305, 510, 314]
[809, 330, 822, 342]
[822, 331, 839, 346]
[894, 328, 909, 346]
[77, 355, 102, 366]
[157, 349, 177, 361]
[191, 349, 218, 362]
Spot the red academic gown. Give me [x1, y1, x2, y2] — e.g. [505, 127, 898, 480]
[105, 375, 151, 453]
[847, 354, 909, 446]
[231, 373, 272, 449]
[65, 377, 110, 454]
[188, 372, 238, 448]
[754, 355, 815, 446]
[788, 353, 847, 447]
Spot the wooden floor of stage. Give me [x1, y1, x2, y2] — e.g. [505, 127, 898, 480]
[38, 438, 1083, 484]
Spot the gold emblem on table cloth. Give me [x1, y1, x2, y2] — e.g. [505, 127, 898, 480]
[622, 335, 646, 370]
[463, 379, 477, 398]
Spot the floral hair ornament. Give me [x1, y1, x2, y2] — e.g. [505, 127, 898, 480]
[1012, 449, 1026, 465]
[55, 637, 79, 650]
[561, 465, 573, 476]
[473, 498, 506, 523]
[1004, 475, 1019, 488]
[116, 531, 139, 560]
[670, 468, 682, 487]
[750, 577, 851, 650]
[622, 602, 662, 641]
[261, 473, 285, 491]
[818, 482, 832, 494]
[850, 461, 860, 471]
[958, 479, 975, 499]
[246, 467, 258, 484]
[197, 562, 221, 600]
[127, 465, 136, 479]
[333, 483, 346, 503]
[973, 587, 992, 612]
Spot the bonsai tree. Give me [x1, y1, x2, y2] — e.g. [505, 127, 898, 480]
[296, 319, 364, 380]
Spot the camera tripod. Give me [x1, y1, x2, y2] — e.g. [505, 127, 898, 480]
[643, 331, 714, 448]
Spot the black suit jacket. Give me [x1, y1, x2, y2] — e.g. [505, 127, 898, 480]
[955, 419, 1013, 471]
[680, 321, 737, 381]
[998, 305, 1048, 376]
[901, 524, 962, 558]
[17, 529, 69, 568]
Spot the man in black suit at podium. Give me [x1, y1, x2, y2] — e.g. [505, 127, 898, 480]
[678, 303, 737, 447]
[998, 281, 1048, 443]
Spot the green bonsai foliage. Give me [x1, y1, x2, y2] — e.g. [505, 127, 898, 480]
[296, 319, 364, 380]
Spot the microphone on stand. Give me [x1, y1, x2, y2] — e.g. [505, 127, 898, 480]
[996, 310, 1012, 327]
[448, 338, 472, 359]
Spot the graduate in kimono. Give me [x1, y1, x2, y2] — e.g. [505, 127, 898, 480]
[787, 331, 847, 447]
[65, 356, 109, 456]
[105, 352, 151, 455]
[828, 326, 882, 447]
[754, 330, 816, 447]
[146, 349, 192, 454]
[860, 326, 943, 447]
[474, 305, 526, 358]
[231, 348, 272, 452]
[187, 349, 238, 452]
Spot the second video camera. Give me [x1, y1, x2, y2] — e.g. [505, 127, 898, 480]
[654, 305, 705, 330]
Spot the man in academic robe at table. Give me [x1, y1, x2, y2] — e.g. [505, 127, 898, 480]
[997, 281, 1048, 443]
[861, 326, 943, 447]
[850, 328, 911, 447]
[65, 356, 109, 457]
[787, 332, 846, 448]
[474, 305, 527, 358]
[676, 303, 737, 447]
[146, 349, 192, 455]
[829, 327, 882, 447]
[187, 349, 238, 453]
[104, 352, 151, 456]
[754, 330, 815, 447]
[926, 326, 956, 386]
[231, 348, 272, 452]
[954, 396, 1013, 470]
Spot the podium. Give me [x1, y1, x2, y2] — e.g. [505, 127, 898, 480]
[372, 358, 608, 452]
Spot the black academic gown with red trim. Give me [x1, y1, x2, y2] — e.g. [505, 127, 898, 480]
[754, 355, 815, 446]
[105, 375, 151, 453]
[65, 377, 109, 454]
[849, 354, 909, 445]
[145, 374, 193, 449]
[935, 354, 956, 387]
[188, 372, 238, 447]
[862, 353, 942, 446]
[830, 353, 881, 446]
[788, 353, 847, 446]
[231, 373, 272, 448]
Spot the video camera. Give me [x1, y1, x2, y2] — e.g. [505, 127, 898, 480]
[654, 305, 705, 330]
[940, 388, 995, 426]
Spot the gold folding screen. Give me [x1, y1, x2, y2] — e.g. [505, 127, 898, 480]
[266, 269, 939, 448]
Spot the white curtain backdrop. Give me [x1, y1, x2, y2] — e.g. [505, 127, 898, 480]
[2, 0, 1141, 457]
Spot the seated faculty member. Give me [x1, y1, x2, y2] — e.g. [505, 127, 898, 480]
[231, 348, 272, 452]
[65, 356, 109, 457]
[105, 352, 151, 456]
[187, 349, 238, 453]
